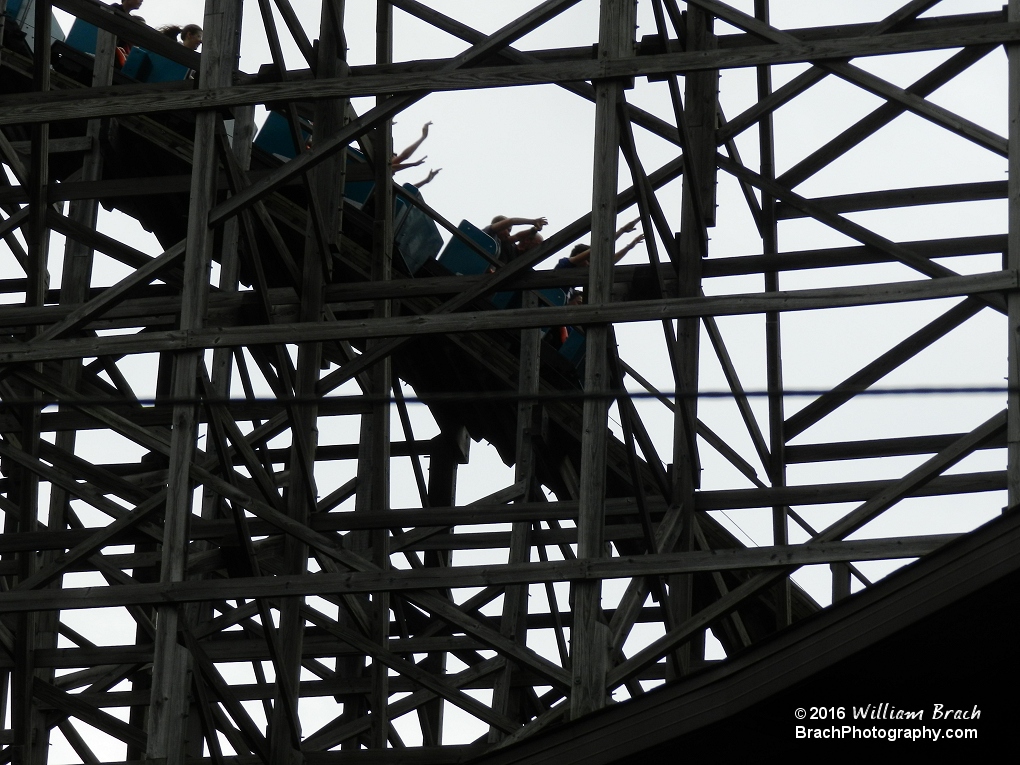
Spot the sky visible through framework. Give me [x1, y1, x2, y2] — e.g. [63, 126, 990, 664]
[9, 0, 1013, 755]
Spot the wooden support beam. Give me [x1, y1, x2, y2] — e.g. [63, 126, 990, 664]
[203, 0, 586, 227]
[33, 678, 147, 750]
[145, 3, 241, 762]
[690, 0, 1008, 156]
[718, 155, 1006, 307]
[271, 0, 316, 68]
[786, 431, 1007, 463]
[1, 271, 1012, 364]
[785, 298, 985, 440]
[0, 535, 960, 615]
[50, 0, 202, 69]
[303, 658, 505, 752]
[47, 210, 187, 286]
[696, 471, 1004, 511]
[1008, 0, 1020, 511]
[570, 0, 635, 720]
[0, 2, 1015, 756]
[10, 10, 55, 739]
[4, 21, 1019, 127]
[703, 234, 1005, 278]
[606, 410, 1007, 688]
[302, 607, 518, 736]
[750, 0, 792, 631]
[718, 0, 965, 145]
[778, 46, 997, 188]
[389, 0, 683, 149]
[775, 181, 1007, 220]
[703, 314, 770, 472]
[491, 291, 541, 740]
[308, 153, 684, 402]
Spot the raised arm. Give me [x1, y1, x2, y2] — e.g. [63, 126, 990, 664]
[392, 156, 427, 173]
[613, 233, 645, 264]
[511, 217, 549, 242]
[615, 217, 640, 240]
[413, 168, 442, 188]
[489, 216, 547, 235]
[392, 121, 432, 165]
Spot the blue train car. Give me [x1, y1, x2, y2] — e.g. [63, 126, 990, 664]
[253, 111, 312, 161]
[254, 114, 585, 370]
[341, 145, 374, 209]
[64, 17, 98, 55]
[254, 114, 441, 276]
[120, 48, 191, 82]
[9, 0, 66, 52]
[492, 284, 568, 310]
[4, 0, 27, 20]
[436, 221, 498, 276]
[558, 326, 586, 374]
[253, 113, 370, 202]
[394, 184, 443, 274]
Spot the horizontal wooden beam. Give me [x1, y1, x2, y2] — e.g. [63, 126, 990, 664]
[31, 397, 371, 433]
[0, 271, 1012, 364]
[0, 263, 680, 332]
[785, 298, 986, 439]
[0, 169, 325, 205]
[2, 22, 1018, 126]
[17, 230, 995, 306]
[786, 432, 1007, 463]
[774, 181, 1008, 220]
[8, 136, 93, 155]
[51, 0, 201, 69]
[0, 498, 657, 555]
[703, 234, 1006, 278]
[0, 535, 958, 614]
[696, 471, 1004, 511]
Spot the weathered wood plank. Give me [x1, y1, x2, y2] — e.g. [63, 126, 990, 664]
[571, 0, 634, 718]
[778, 44, 996, 188]
[0, 271, 1012, 364]
[785, 431, 1007, 463]
[690, 0, 1008, 155]
[0, 535, 959, 614]
[784, 298, 986, 439]
[696, 471, 1005, 510]
[51, 0, 201, 69]
[774, 181, 1007, 220]
[704, 234, 1006, 278]
[4, 23, 1019, 127]
[1007, 0, 1020, 510]
[607, 410, 1007, 688]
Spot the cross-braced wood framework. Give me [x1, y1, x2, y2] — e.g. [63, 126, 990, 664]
[0, 0, 1017, 761]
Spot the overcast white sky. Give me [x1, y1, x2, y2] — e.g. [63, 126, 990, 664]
[41, 0, 1006, 546]
[8, 0, 1013, 754]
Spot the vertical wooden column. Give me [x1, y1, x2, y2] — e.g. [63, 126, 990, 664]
[491, 291, 540, 739]
[146, 2, 239, 762]
[830, 563, 852, 602]
[205, 102, 254, 409]
[197, 28, 251, 765]
[418, 427, 467, 746]
[13, 3, 51, 762]
[0, 2, 6, 66]
[1008, 0, 1020, 512]
[24, 0, 50, 308]
[359, 0, 394, 747]
[571, 0, 634, 720]
[35, 25, 118, 765]
[671, 2, 717, 674]
[754, 0, 791, 627]
[269, 0, 345, 760]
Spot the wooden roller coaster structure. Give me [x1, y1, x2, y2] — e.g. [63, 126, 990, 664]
[1, 0, 1019, 762]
